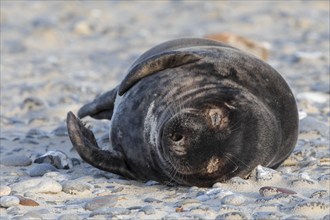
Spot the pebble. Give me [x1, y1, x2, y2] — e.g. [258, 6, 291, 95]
[34, 150, 73, 169]
[58, 214, 81, 220]
[220, 205, 242, 213]
[292, 201, 329, 217]
[84, 195, 118, 211]
[144, 197, 162, 203]
[297, 92, 329, 104]
[0, 185, 11, 196]
[293, 51, 324, 62]
[28, 163, 58, 177]
[3, 40, 26, 53]
[284, 215, 309, 220]
[43, 171, 69, 182]
[22, 210, 44, 219]
[52, 125, 68, 136]
[16, 195, 39, 206]
[20, 97, 46, 111]
[90, 207, 131, 217]
[140, 205, 156, 215]
[309, 190, 329, 199]
[215, 212, 248, 220]
[6, 206, 20, 215]
[26, 128, 49, 139]
[181, 198, 200, 206]
[250, 165, 282, 183]
[299, 116, 329, 137]
[11, 177, 62, 193]
[221, 194, 246, 206]
[0, 196, 20, 208]
[62, 180, 94, 194]
[253, 211, 282, 219]
[259, 186, 297, 197]
[1, 155, 32, 167]
[74, 20, 93, 35]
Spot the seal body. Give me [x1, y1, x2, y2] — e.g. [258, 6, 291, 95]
[67, 38, 298, 187]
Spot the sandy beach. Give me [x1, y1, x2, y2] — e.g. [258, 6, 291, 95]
[1, 1, 329, 219]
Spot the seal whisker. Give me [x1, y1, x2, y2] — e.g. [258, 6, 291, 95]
[225, 153, 250, 170]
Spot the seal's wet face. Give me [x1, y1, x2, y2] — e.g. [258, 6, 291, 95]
[160, 102, 239, 184]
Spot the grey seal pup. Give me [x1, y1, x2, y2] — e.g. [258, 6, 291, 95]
[67, 38, 298, 187]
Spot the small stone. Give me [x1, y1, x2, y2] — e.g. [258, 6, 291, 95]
[16, 195, 39, 206]
[250, 165, 282, 183]
[181, 199, 200, 205]
[1, 155, 32, 167]
[23, 210, 43, 219]
[196, 194, 210, 202]
[6, 206, 20, 215]
[221, 194, 246, 206]
[0, 185, 11, 196]
[62, 180, 94, 194]
[144, 180, 160, 186]
[215, 212, 248, 220]
[84, 195, 118, 211]
[309, 190, 329, 199]
[43, 172, 69, 182]
[297, 92, 329, 104]
[175, 207, 184, 213]
[3, 40, 26, 53]
[323, 215, 330, 220]
[293, 51, 324, 62]
[52, 125, 68, 136]
[26, 128, 49, 139]
[284, 215, 309, 220]
[253, 211, 282, 219]
[20, 97, 46, 111]
[11, 177, 62, 193]
[128, 206, 142, 210]
[259, 186, 297, 197]
[144, 197, 162, 203]
[90, 207, 131, 217]
[0, 196, 20, 208]
[58, 214, 81, 220]
[205, 188, 222, 196]
[140, 205, 156, 215]
[220, 205, 242, 213]
[299, 116, 329, 137]
[34, 150, 72, 169]
[28, 163, 58, 177]
[74, 21, 93, 35]
[293, 202, 329, 217]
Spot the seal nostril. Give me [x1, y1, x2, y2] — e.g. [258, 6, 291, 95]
[171, 133, 183, 142]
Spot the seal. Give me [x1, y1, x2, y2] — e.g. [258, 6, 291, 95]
[66, 38, 298, 187]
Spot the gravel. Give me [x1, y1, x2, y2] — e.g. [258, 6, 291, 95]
[1, 1, 329, 219]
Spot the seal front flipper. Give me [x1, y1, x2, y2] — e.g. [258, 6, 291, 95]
[78, 87, 118, 120]
[66, 111, 136, 179]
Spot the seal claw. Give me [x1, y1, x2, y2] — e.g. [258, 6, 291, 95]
[66, 111, 136, 179]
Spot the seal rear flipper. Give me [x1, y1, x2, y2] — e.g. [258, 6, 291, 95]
[78, 87, 118, 120]
[66, 111, 136, 179]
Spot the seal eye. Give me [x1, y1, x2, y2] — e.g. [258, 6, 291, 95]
[171, 133, 183, 142]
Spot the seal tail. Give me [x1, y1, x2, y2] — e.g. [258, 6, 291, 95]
[66, 111, 136, 179]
